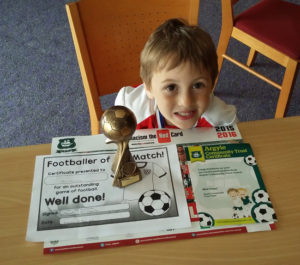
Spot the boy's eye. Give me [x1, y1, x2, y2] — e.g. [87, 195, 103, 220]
[193, 82, 205, 89]
[165, 84, 177, 92]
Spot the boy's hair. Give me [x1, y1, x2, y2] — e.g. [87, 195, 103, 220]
[227, 188, 238, 194]
[140, 18, 218, 87]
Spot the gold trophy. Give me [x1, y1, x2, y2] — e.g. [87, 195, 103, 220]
[100, 106, 142, 187]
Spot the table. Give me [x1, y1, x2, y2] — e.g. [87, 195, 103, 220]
[1, 116, 300, 265]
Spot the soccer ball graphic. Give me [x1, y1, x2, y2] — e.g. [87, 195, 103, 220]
[244, 155, 256, 166]
[100, 106, 137, 141]
[251, 203, 277, 223]
[252, 189, 270, 203]
[198, 212, 214, 228]
[138, 190, 171, 216]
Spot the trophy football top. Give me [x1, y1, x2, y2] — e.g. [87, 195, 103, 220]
[100, 105, 137, 142]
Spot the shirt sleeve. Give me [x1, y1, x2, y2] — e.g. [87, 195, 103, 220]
[114, 84, 156, 124]
[136, 114, 158, 129]
[202, 95, 238, 126]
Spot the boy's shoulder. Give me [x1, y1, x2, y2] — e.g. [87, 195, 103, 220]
[203, 95, 238, 126]
[114, 84, 156, 124]
[136, 114, 157, 129]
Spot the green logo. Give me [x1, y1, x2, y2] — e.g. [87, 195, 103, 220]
[57, 138, 76, 153]
[191, 151, 202, 159]
[188, 146, 205, 162]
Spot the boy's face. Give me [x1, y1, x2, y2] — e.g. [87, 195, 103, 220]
[145, 61, 213, 129]
[228, 190, 238, 199]
[238, 189, 247, 198]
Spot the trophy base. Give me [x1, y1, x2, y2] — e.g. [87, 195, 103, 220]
[114, 172, 142, 187]
[112, 161, 142, 188]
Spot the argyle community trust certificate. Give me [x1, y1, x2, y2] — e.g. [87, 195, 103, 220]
[26, 145, 190, 242]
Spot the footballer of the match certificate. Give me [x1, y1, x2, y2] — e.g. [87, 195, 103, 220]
[26, 145, 191, 242]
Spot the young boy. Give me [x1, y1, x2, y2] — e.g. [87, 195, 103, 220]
[115, 18, 237, 129]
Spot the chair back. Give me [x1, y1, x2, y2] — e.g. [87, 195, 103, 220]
[220, 0, 238, 30]
[66, 0, 200, 134]
[216, 0, 299, 118]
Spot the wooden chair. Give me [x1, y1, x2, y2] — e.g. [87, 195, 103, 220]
[66, 0, 200, 134]
[216, 0, 300, 118]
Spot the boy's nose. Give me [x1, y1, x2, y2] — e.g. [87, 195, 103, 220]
[178, 91, 193, 107]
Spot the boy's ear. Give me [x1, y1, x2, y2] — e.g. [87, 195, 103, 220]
[144, 83, 154, 99]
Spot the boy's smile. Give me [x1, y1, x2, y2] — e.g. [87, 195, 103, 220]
[145, 61, 213, 129]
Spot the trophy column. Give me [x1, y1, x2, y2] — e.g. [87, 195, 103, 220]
[100, 106, 142, 188]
